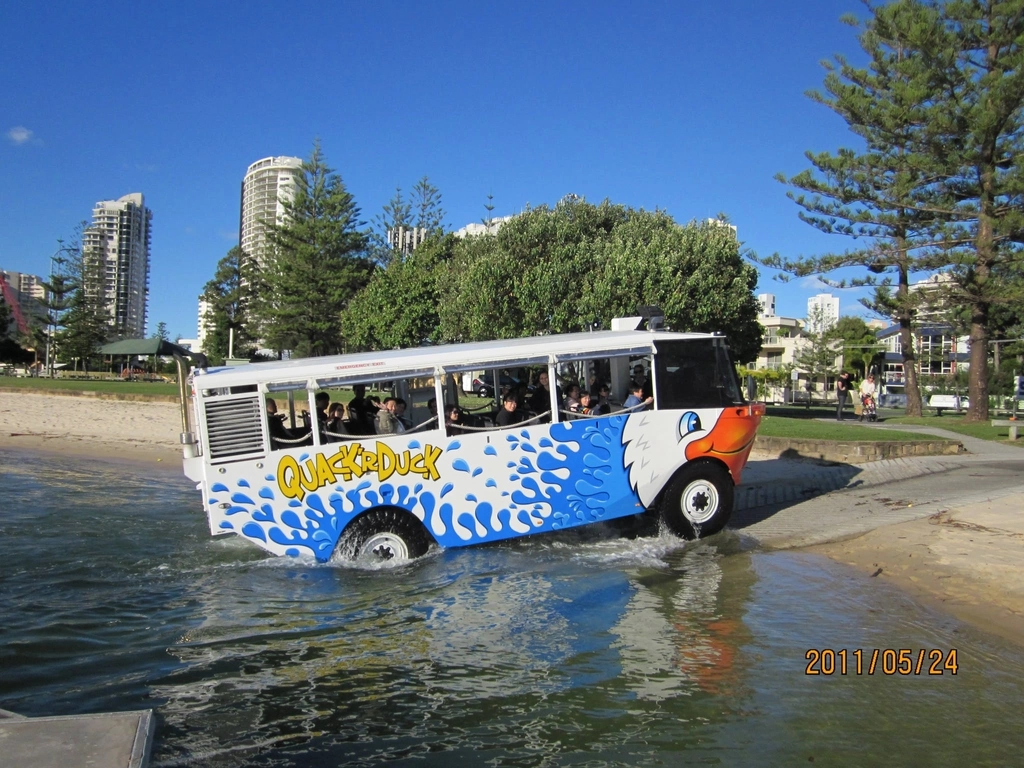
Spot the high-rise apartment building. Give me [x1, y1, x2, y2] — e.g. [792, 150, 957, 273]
[240, 156, 303, 266]
[196, 296, 212, 353]
[82, 193, 152, 338]
[0, 268, 49, 333]
[757, 293, 776, 318]
[806, 292, 840, 334]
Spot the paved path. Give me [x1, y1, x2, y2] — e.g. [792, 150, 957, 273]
[732, 425, 1024, 549]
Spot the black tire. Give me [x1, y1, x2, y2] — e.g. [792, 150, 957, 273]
[660, 462, 734, 540]
[335, 508, 430, 564]
[478, 386, 490, 398]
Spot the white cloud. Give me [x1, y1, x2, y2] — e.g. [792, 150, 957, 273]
[6, 126, 34, 145]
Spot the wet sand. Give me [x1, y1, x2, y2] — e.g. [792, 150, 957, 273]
[807, 492, 1024, 646]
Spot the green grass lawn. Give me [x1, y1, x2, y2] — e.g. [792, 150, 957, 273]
[0, 376, 179, 398]
[756, 415, 939, 443]
[885, 414, 1024, 444]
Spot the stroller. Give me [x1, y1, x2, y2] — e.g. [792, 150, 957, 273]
[860, 393, 877, 422]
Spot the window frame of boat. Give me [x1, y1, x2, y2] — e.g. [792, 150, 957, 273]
[195, 333, 744, 460]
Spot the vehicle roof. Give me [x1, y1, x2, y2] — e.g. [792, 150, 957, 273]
[194, 329, 722, 389]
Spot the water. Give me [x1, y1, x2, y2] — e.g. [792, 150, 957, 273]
[2, 449, 1023, 766]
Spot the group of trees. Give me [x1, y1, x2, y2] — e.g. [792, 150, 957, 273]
[342, 198, 762, 362]
[5, 233, 118, 372]
[761, 0, 1024, 421]
[1, 231, 182, 372]
[203, 145, 765, 366]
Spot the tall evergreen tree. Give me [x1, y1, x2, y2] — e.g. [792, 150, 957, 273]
[410, 176, 445, 233]
[911, 0, 1024, 421]
[762, 0, 949, 416]
[201, 246, 258, 361]
[58, 233, 112, 370]
[40, 238, 78, 372]
[370, 177, 445, 266]
[482, 192, 497, 232]
[259, 141, 371, 357]
[371, 187, 412, 266]
[766, 0, 1024, 421]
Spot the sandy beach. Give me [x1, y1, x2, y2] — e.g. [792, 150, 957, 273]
[808, 493, 1024, 646]
[2, 390, 1022, 644]
[0, 391, 183, 466]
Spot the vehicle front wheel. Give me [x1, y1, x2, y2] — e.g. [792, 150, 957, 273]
[660, 463, 734, 540]
[334, 508, 430, 565]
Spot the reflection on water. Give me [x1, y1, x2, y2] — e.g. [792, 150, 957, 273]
[2, 450, 1024, 766]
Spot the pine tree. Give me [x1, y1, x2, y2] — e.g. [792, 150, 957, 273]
[410, 176, 445, 233]
[371, 187, 412, 266]
[58, 234, 112, 371]
[259, 141, 371, 357]
[766, 0, 1024, 421]
[201, 246, 258, 361]
[482, 192, 497, 233]
[762, 0, 950, 416]
[910, 0, 1024, 421]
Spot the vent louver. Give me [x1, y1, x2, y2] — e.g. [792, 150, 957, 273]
[204, 396, 265, 462]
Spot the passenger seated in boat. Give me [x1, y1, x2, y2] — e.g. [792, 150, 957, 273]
[375, 397, 405, 435]
[325, 402, 348, 442]
[445, 404, 467, 435]
[564, 383, 582, 414]
[266, 398, 302, 447]
[623, 382, 653, 411]
[577, 391, 599, 417]
[495, 392, 525, 427]
[345, 384, 375, 435]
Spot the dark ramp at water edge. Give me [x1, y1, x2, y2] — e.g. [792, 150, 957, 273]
[2, 449, 1023, 767]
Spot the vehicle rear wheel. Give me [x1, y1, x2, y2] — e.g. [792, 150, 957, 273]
[478, 386, 489, 398]
[335, 508, 430, 565]
[660, 463, 733, 540]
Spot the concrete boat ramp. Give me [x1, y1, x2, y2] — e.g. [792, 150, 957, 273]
[0, 708, 154, 768]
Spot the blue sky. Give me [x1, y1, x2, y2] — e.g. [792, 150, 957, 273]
[2, 0, 876, 341]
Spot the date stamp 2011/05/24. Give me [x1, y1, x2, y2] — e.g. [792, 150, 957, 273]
[805, 649, 958, 676]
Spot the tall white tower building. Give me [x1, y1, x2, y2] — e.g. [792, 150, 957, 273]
[757, 293, 776, 318]
[196, 296, 213, 353]
[806, 292, 840, 334]
[240, 156, 303, 266]
[83, 192, 152, 338]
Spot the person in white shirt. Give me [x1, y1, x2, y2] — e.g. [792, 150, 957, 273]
[859, 374, 877, 421]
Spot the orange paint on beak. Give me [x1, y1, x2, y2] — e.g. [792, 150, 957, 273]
[684, 405, 764, 484]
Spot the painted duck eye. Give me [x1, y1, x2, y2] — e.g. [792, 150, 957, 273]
[678, 411, 702, 439]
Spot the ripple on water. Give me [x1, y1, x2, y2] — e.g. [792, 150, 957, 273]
[3, 450, 1024, 767]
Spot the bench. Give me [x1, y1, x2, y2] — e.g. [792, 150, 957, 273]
[992, 419, 1020, 440]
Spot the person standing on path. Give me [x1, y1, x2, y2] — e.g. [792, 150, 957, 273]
[836, 371, 853, 421]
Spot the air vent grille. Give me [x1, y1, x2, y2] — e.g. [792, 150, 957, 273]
[205, 396, 265, 462]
